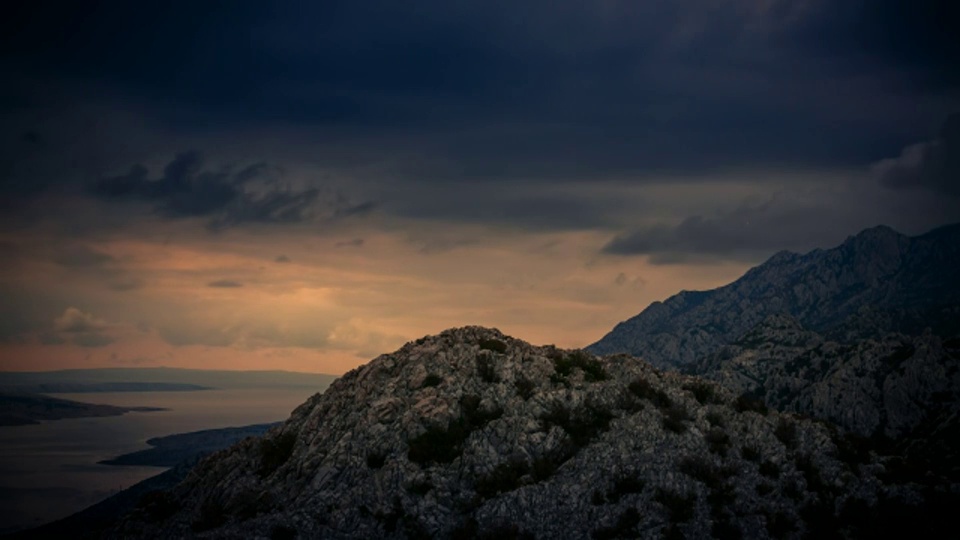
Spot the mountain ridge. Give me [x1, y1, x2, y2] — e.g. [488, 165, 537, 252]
[587, 223, 960, 368]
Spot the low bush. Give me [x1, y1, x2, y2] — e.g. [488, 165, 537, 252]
[740, 445, 762, 462]
[734, 393, 768, 414]
[592, 507, 641, 539]
[191, 498, 227, 532]
[759, 460, 780, 479]
[553, 350, 607, 382]
[408, 395, 501, 465]
[684, 380, 722, 405]
[475, 459, 530, 498]
[705, 428, 731, 456]
[137, 490, 180, 522]
[259, 431, 297, 477]
[628, 378, 672, 409]
[514, 377, 536, 400]
[479, 338, 508, 353]
[662, 403, 692, 434]
[366, 451, 387, 469]
[476, 354, 500, 383]
[656, 488, 696, 523]
[541, 402, 614, 447]
[422, 374, 442, 388]
[774, 418, 798, 450]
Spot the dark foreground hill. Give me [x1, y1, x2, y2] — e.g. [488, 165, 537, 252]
[109, 327, 956, 539]
[587, 223, 960, 369]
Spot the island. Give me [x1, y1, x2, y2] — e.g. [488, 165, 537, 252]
[0, 393, 166, 426]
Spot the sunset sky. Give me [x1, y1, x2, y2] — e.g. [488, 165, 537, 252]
[1, 1, 958, 374]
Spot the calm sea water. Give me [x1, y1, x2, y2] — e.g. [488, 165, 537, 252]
[0, 388, 320, 533]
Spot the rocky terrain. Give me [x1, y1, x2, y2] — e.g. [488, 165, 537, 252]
[587, 224, 960, 369]
[110, 327, 954, 539]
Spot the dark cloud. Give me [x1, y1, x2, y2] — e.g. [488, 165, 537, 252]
[274, 254, 291, 263]
[207, 279, 243, 288]
[601, 189, 883, 264]
[4, 0, 957, 190]
[873, 113, 960, 197]
[89, 152, 374, 229]
[52, 246, 114, 268]
[91, 152, 312, 224]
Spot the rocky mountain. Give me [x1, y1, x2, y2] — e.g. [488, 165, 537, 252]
[587, 223, 960, 369]
[110, 327, 954, 539]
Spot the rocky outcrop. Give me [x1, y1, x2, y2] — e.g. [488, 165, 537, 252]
[690, 315, 960, 439]
[587, 223, 960, 369]
[111, 327, 953, 539]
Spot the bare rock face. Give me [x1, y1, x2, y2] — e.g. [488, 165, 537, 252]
[110, 327, 950, 539]
[691, 315, 960, 439]
[587, 224, 960, 369]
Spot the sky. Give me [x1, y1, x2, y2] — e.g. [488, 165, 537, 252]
[1, 1, 958, 374]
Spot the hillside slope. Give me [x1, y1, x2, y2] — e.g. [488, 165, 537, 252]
[110, 328, 953, 539]
[587, 224, 960, 369]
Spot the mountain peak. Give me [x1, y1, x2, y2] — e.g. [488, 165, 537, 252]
[110, 327, 908, 539]
[588, 222, 960, 367]
[842, 224, 906, 247]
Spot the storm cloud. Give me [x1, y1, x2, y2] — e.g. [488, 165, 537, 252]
[874, 113, 960, 197]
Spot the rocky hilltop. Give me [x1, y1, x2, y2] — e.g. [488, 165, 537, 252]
[111, 327, 952, 539]
[587, 223, 960, 369]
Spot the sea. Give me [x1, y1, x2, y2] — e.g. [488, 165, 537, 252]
[0, 387, 320, 534]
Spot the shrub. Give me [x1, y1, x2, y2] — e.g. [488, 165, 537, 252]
[553, 350, 607, 382]
[774, 418, 798, 450]
[628, 378, 672, 408]
[408, 420, 469, 465]
[740, 445, 762, 462]
[530, 444, 577, 481]
[366, 451, 387, 469]
[408, 395, 501, 465]
[407, 480, 433, 496]
[759, 460, 780, 479]
[514, 377, 536, 400]
[137, 490, 180, 522]
[422, 374, 442, 388]
[679, 455, 734, 490]
[541, 402, 614, 447]
[684, 380, 722, 405]
[475, 459, 530, 498]
[662, 403, 691, 434]
[765, 510, 795, 539]
[706, 410, 726, 428]
[606, 476, 645, 503]
[191, 498, 227, 532]
[592, 507, 641, 539]
[479, 338, 507, 353]
[795, 454, 827, 493]
[734, 393, 768, 414]
[835, 432, 872, 469]
[705, 428, 731, 456]
[656, 488, 696, 523]
[259, 431, 297, 477]
[756, 482, 775, 496]
[712, 518, 742, 540]
[476, 354, 500, 383]
[271, 525, 297, 540]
